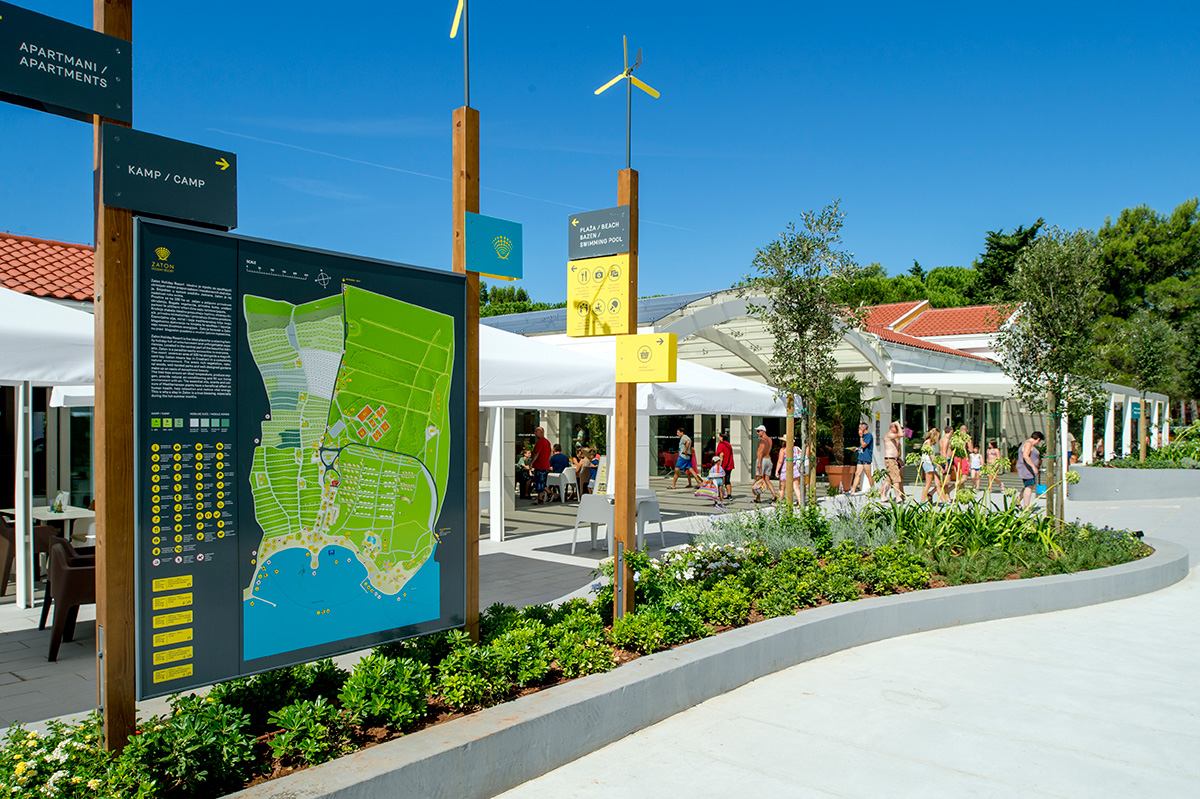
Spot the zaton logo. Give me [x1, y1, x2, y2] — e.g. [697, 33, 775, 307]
[150, 245, 175, 274]
[492, 235, 513, 260]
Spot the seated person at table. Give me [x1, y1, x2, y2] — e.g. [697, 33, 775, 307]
[550, 444, 570, 473]
[516, 448, 532, 499]
[574, 449, 592, 496]
[546, 444, 571, 500]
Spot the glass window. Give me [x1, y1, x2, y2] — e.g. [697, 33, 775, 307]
[70, 408, 94, 507]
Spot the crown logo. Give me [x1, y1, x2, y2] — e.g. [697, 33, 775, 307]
[155, 247, 171, 261]
[492, 236, 512, 260]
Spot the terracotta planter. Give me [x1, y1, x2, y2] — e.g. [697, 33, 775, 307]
[825, 465, 856, 491]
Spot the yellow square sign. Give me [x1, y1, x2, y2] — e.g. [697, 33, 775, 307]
[616, 333, 677, 383]
[567, 254, 630, 337]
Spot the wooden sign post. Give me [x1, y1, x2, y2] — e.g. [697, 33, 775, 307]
[452, 104, 481, 641]
[93, 0, 137, 751]
[613, 168, 638, 618]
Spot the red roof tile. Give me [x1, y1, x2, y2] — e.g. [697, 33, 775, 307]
[0, 233, 94, 301]
[860, 300, 927, 329]
[900, 304, 1013, 337]
[866, 324, 991, 362]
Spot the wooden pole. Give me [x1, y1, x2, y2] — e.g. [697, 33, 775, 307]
[452, 106, 481, 640]
[614, 168, 638, 619]
[93, 0, 135, 753]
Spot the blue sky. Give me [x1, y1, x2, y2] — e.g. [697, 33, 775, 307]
[4, 1, 1198, 300]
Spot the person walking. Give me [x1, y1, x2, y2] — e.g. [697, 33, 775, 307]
[952, 424, 972, 491]
[920, 429, 945, 502]
[670, 427, 701, 489]
[531, 426, 552, 505]
[986, 440, 1001, 466]
[883, 421, 905, 502]
[969, 442, 983, 490]
[754, 425, 778, 502]
[1017, 431, 1045, 509]
[852, 422, 875, 494]
[715, 431, 735, 502]
[939, 422, 954, 489]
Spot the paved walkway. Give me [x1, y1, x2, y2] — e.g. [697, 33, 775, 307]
[499, 496, 1200, 798]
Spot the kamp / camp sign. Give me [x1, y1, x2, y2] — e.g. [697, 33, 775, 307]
[0, 1, 132, 123]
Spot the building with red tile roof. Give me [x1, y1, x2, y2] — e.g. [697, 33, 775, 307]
[0, 233, 94, 304]
[899, 304, 1014, 337]
[860, 300, 929, 330]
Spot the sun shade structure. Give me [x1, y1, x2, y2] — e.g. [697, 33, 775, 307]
[0, 286, 93, 387]
[0, 287, 95, 608]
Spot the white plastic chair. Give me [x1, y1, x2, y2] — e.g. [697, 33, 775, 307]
[635, 494, 666, 550]
[549, 469, 578, 503]
[571, 494, 614, 554]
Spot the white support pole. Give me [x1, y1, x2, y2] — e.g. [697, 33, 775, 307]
[1121, 396, 1133, 457]
[1162, 406, 1170, 448]
[488, 407, 505, 542]
[636, 414, 650, 491]
[1103, 395, 1116, 461]
[14, 381, 35, 609]
[732, 415, 751, 486]
[1151, 401, 1161, 449]
[1081, 413, 1094, 465]
[606, 413, 616, 497]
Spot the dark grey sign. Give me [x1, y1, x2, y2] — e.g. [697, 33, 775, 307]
[104, 124, 237, 230]
[0, 2, 131, 123]
[568, 205, 630, 260]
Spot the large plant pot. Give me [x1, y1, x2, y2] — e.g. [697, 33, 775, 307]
[825, 465, 856, 491]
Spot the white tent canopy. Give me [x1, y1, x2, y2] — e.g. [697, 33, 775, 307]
[495, 332, 787, 417]
[0, 286, 93, 387]
[0, 288, 95, 609]
[478, 325, 613, 408]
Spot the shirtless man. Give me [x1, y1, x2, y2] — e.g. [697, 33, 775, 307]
[754, 425, 778, 501]
[882, 421, 905, 502]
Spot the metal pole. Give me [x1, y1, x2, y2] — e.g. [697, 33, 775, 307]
[625, 76, 631, 170]
[462, 0, 470, 108]
[14, 381, 34, 608]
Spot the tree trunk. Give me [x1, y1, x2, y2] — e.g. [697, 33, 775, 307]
[785, 394, 795, 507]
[831, 411, 844, 465]
[1047, 388, 1061, 528]
[808, 412, 818, 504]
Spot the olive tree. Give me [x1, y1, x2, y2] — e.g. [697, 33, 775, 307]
[993, 227, 1106, 524]
[1126, 313, 1175, 460]
[739, 201, 864, 504]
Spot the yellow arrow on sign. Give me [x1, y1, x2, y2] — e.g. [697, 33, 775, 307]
[572, 218, 579, 226]
[215, 157, 230, 171]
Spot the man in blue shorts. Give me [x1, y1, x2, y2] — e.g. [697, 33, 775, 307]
[670, 426, 701, 489]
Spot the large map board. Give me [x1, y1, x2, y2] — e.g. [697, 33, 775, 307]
[133, 219, 467, 699]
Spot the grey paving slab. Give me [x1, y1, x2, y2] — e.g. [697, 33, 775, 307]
[499, 560, 1200, 799]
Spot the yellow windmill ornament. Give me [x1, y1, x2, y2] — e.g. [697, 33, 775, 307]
[594, 36, 661, 169]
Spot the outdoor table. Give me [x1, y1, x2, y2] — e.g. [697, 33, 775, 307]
[0, 505, 96, 540]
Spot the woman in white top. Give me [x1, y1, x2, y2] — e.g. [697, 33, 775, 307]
[969, 443, 983, 490]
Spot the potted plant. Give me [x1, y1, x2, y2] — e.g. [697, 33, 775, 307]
[817, 374, 877, 492]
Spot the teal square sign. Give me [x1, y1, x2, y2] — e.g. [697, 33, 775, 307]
[466, 212, 522, 281]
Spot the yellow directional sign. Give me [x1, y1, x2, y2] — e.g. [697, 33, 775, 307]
[567, 253, 630, 337]
[616, 333, 677, 383]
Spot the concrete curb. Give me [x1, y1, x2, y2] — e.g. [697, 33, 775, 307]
[1070, 465, 1200, 500]
[228, 538, 1188, 799]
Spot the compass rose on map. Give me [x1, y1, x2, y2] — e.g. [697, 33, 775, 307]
[315, 270, 331, 288]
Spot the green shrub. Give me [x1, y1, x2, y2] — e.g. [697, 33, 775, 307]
[208, 658, 347, 734]
[116, 694, 257, 798]
[480, 602, 524, 643]
[544, 603, 613, 677]
[610, 605, 710, 654]
[374, 630, 456, 674]
[267, 697, 353, 767]
[697, 577, 752, 626]
[866, 544, 930, 593]
[338, 655, 431, 729]
[818, 565, 862, 603]
[492, 622, 554, 686]
[777, 546, 819, 576]
[437, 640, 510, 711]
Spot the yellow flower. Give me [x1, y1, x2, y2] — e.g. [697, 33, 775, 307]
[72, 776, 83, 784]
[12, 762, 26, 775]
[87, 779, 101, 790]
